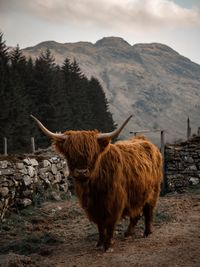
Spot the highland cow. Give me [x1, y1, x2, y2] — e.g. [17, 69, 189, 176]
[31, 114, 163, 251]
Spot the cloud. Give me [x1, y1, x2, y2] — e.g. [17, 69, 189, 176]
[1, 0, 200, 31]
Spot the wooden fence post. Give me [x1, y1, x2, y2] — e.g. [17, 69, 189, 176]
[31, 137, 35, 153]
[4, 137, 8, 156]
[187, 117, 191, 140]
[198, 127, 200, 136]
[161, 130, 166, 195]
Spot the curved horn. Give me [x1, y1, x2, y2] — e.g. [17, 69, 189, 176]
[30, 115, 67, 140]
[97, 115, 133, 140]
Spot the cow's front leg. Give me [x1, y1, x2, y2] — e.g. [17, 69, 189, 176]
[96, 224, 106, 247]
[104, 224, 115, 252]
[143, 203, 153, 237]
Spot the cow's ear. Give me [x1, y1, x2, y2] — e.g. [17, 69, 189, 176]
[97, 137, 110, 152]
[53, 139, 66, 155]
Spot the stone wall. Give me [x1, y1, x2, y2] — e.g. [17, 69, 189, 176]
[1, 135, 200, 218]
[0, 155, 70, 219]
[165, 136, 200, 192]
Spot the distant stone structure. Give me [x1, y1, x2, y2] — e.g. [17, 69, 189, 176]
[165, 135, 200, 192]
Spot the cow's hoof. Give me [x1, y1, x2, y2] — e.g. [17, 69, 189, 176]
[124, 230, 134, 238]
[96, 240, 103, 247]
[103, 239, 115, 252]
[106, 247, 114, 253]
[143, 229, 152, 237]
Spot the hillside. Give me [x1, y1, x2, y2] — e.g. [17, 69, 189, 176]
[22, 37, 200, 143]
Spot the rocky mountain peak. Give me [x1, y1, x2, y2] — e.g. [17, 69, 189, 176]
[33, 40, 60, 49]
[94, 37, 131, 49]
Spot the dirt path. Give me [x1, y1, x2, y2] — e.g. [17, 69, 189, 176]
[0, 186, 200, 267]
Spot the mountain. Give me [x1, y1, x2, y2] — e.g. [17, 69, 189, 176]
[22, 37, 200, 143]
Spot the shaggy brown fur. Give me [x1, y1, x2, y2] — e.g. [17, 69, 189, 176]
[54, 132, 163, 251]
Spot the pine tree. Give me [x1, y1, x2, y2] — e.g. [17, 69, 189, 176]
[69, 59, 84, 79]
[88, 77, 115, 132]
[30, 48, 59, 148]
[0, 32, 10, 108]
[33, 49, 56, 113]
[8, 44, 30, 151]
[56, 57, 74, 130]
[0, 33, 10, 153]
[67, 59, 93, 129]
[0, 32, 9, 67]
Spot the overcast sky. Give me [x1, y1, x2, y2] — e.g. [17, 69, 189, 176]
[0, 0, 200, 64]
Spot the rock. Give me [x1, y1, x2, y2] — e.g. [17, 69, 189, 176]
[7, 180, 14, 187]
[13, 179, 19, 186]
[55, 172, 62, 183]
[27, 166, 35, 177]
[44, 178, 51, 185]
[0, 168, 14, 175]
[0, 201, 3, 210]
[188, 165, 197, 171]
[185, 157, 194, 163]
[50, 156, 59, 163]
[39, 172, 48, 180]
[16, 162, 25, 169]
[56, 162, 63, 170]
[188, 144, 197, 148]
[39, 166, 51, 175]
[43, 160, 51, 168]
[189, 177, 199, 185]
[14, 173, 23, 180]
[0, 160, 9, 168]
[0, 181, 9, 187]
[19, 168, 28, 174]
[51, 164, 57, 175]
[48, 172, 54, 181]
[33, 176, 38, 183]
[23, 158, 31, 165]
[51, 191, 61, 201]
[29, 158, 39, 166]
[0, 187, 9, 197]
[60, 183, 68, 192]
[23, 189, 34, 197]
[19, 198, 32, 207]
[23, 176, 33, 186]
[10, 190, 15, 199]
